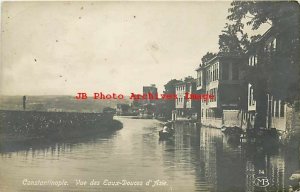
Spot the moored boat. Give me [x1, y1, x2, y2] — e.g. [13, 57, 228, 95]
[159, 121, 174, 140]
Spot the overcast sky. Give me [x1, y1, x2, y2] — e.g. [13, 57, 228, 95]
[1, 1, 268, 96]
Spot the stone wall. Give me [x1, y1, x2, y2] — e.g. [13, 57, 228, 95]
[201, 118, 223, 128]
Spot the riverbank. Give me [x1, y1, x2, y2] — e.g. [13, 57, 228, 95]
[0, 110, 123, 144]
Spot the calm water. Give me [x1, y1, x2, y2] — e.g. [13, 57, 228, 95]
[0, 117, 299, 192]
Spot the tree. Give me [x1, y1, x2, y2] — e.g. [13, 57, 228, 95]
[227, 1, 299, 30]
[218, 23, 248, 54]
[201, 52, 217, 64]
[227, 1, 300, 128]
[164, 79, 181, 119]
[184, 76, 195, 82]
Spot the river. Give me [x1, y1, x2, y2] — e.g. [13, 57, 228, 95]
[0, 117, 299, 192]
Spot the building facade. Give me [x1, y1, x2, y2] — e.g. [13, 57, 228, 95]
[196, 53, 246, 128]
[246, 27, 290, 131]
[174, 79, 197, 119]
[142, 84, 158, 104]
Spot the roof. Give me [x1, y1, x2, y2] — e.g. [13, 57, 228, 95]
[255, 27, 275, 43]
[198, 52, 244, 68]
[246, 27, 276, 54]
[175, 79, 196, 86]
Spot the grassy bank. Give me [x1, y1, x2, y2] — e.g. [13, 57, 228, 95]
[0, 110, 123, 143]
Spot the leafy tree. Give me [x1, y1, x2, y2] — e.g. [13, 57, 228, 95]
[164, 79, 181, 94]
[163, 79, 181, 119]
[218, 23, 248, 54]
[184, 76, 195, 82]
[227, 1, 299, 30]
[226, 1, 300, 128]
[201, 52, 217, 64]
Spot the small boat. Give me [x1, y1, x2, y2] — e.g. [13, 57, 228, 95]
[159, 122, 174, 140]
[159, 130, 174, 140]
[222, 126, 243, 135]
[221, 126, 227, 132]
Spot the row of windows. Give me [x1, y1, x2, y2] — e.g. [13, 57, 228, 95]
[206, 63, 219, 83]
[176, 86, 186, 91]
[201, 89, 217, 103]
[249, 55, 258, 66]
[201, 109, 216, 118]
[198, 62, 241, 86]
[265, 38, 277, 52]
[209, 88, 217, 102]
[248, 38, 277, 67]
[270, 100, 285, 118]
[241, 112, 255, 122]
[176, 97, 184, 103]
[222, 63, 239, 81]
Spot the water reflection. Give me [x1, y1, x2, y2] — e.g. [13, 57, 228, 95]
[0, 117, 299, 192]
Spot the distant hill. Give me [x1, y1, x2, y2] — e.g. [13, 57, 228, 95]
[0, 95, 131, 113]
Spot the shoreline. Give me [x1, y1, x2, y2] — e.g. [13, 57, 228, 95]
[0, 110, 123, 144]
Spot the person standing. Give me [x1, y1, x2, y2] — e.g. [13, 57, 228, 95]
[23, 96, 26, 111]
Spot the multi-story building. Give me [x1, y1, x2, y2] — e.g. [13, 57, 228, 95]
[196, 53, 246, 127]
[140, 84, 158, 116]
[142, 84, 158, 104]
[246, 27, 289, 131]
[174, 78, 197, 119]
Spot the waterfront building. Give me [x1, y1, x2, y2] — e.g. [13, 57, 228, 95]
[246, 27, 291, 131]
[174, 77, 197, 120]
[195, 53, 246, 128]
[139, 84, 158, 117]
[142, 84, 158, 104]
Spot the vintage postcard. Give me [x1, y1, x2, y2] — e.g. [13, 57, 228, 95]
[0, 1, 299, 192]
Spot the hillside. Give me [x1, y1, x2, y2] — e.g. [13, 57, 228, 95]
[0, 95, 131, 113]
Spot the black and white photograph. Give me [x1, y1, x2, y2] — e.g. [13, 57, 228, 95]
[0, 1, 299, 191]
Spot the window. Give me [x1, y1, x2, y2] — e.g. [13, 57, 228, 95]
[249, 85, 255, 106]
[207, 70, 209, 82]
[249, 55, 254, 66]
[214, 64, 217, 81]
[206, 71, 209, 83]
[280, 101, 285, 117]
[275, 100, 279, 117]
[272, 38, 276, 51]
[222, 63, 229, 80]
[271, 100, 274, 117]
[249, 55, 258, 66]
[254, 55, 258, 65]
[197, 71, 202, 86]
[232, 63, 239, 80]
